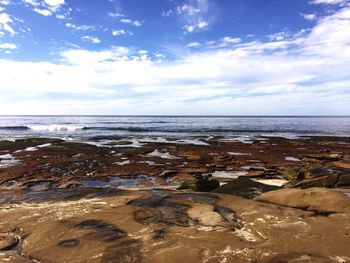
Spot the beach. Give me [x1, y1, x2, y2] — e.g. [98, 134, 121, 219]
[0, 116, 349, 262]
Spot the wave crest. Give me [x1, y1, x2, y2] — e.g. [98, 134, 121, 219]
[28, 125, 85, 132]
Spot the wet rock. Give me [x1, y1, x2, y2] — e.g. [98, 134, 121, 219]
[213, 205, 243, 229]
[212, 177, 280, 199]
[178, 178, 220, 192]
[74, 219, 126, 242]
[196, 178, 220, 192]
[101, 239, 142, 263]
[306, 153, 343, 162]
[129, 194, 193, 227]
[178, 181, 196, 191]
[152, 229, 166, 240]
[255, 187, 350, 213]
[307, 167, 333, 177]
[336, 174, 350, 187]
[0, 233, 18, 250]
[289, 173, 339, 189]
[58, 239, 80, 248]
[334, 161, 350, 169]
[178, 167, 209, 174]
[159, 169, 177, 178]
[264, 252, 331, 263]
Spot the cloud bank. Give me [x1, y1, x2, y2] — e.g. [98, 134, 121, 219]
[0, 3, 349, 115]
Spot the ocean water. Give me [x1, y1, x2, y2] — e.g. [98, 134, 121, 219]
[0, 116, 349, 145]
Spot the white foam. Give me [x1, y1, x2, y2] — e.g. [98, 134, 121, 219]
[0, 154, 13, 159]
[227, 152, 252, 156]
[140, 137, 208, 145]
[285, 156, 301, 162]
[146, 149, 180, 159]
[28, 125, 84, 132]
[113, 160, 131, 166]
[24, 147, 38, 152]
[37, 143, 52, 148]
[0, 154, 21, 168]
[139, 160, 164, 166]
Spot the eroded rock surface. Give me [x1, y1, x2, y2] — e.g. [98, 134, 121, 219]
[0, 190, 349, 262]
[0, 136, 350, 262]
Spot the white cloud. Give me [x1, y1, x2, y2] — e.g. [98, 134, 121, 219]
[112, 29, 132, 36]
[120, 18, 142, 27]
[221, 37, 241, 44]
[268, 31, 290, 41]
[56, 14, 65, 19]
[0, 12, 15, 35]
[161, 10, 173, 17]
[81, 35, 101, 44]
[0, 42, 16, 49]
[65, 23, 94, 31]
[23, 0, 39, 6]
[174, 0, 212, 33]
[0, 0, 10, 5]
[176, 4, 201, 15]
[108, 12, 124, 18]
[60, 46, 129, 64]
[43, 0, 64, 11]
[23, 0, 65, 17]
[187, 42, 200, 48]
[197, 19, 208, 29]
[33, 8, 52, 16]
[0, 5, 350, 114]
[311, 0, 348, 4]
[300, 13, 317, 21]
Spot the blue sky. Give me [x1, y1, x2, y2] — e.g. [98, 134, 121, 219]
[0, 0, 350, 115]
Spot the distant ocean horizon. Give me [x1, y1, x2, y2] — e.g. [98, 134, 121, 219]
[1, 116, 350, 144]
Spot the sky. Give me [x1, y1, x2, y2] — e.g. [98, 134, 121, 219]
[0, 0, 350, 115]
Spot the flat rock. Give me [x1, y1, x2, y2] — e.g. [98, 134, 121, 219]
[288, 173, 339, 189]
[0, 190, 349, 262]
[255, 187, 350, 213]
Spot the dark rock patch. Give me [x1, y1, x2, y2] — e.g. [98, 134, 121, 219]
[336, 174, 350, 187]
[213, 205, 243, 229]
[58, 239, 80, 248]
[212, 177, 280, 199]
[129, 194, 193, 227]
[152, 229, 166, 240]
[101, 239, 142, 263]
[0, 233, 19, 251]
[74, 219, 126, 242]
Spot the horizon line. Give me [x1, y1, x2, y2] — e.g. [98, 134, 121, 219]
[0, 115, 350, 118]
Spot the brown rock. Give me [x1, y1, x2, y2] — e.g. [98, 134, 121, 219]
[289, 173, 339, 189]
[0, 233, 18, 251]
[255, 187, 350, 213]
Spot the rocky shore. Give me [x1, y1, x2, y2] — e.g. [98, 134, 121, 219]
[0, 136, 349, 262]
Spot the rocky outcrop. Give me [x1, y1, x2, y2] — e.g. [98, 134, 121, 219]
[212, 177, 280, 199]
[0, 190, 349, 262]
[255, 187, 350, 213]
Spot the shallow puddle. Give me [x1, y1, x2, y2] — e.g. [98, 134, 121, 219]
[146, 149, 180, 159]
[209, 171, 248, 179]
[80, 175, 180, 190]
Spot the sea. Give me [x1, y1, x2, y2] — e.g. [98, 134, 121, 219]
[0, 116, 349, 146]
